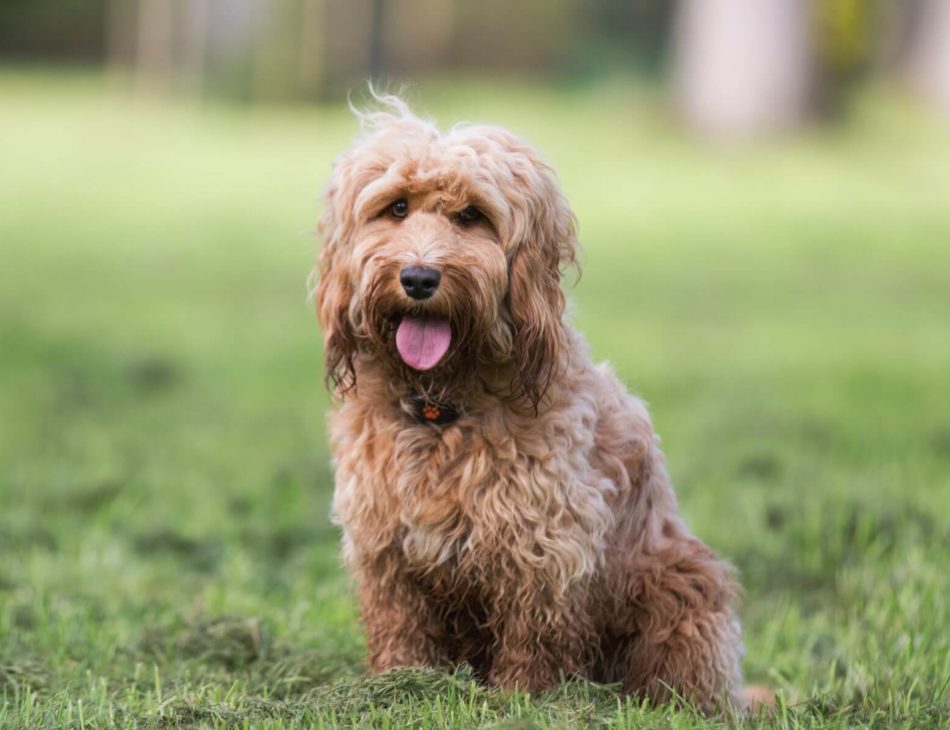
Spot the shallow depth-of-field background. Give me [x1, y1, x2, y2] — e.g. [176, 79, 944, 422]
[2, 70, 950, 728]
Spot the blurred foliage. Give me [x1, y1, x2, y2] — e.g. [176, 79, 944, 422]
[814, 0, 876, 74]
[0, 0, 107, 60]
[1, 0, 946, 125]
[812, 0, 883, 115]
[570, 0, 674, 80]
[0, 0, 674, 102]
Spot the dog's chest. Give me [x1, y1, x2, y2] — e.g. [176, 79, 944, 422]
[334, 409, 533, 560]
[389, 421, 510, 571]
[331, 397, 622, 598]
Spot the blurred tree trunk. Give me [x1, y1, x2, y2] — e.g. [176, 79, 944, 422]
[904, 0, 950, 114]
[134, 0, 176, 96]
[297, 0, 329, 101]
[369, 0, 386, 81]
[248, 0, 328, 103]
[672, 0, 813, 138]
[385, 0, 454, 78]
[252, 1, 300, 102]
[180, 0, 209, 97]
[106, 0, 137, 70]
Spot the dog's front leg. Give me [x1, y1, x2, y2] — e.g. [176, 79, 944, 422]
[487, 587, 595, 692]
[355, 549, 449, 673]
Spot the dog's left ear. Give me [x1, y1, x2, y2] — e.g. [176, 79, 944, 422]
[499, 137, 579, 410]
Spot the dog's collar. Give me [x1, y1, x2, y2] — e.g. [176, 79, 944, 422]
[406, 394, 461, 426]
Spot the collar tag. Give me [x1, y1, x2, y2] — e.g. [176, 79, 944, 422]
[407, 394, 461, 425]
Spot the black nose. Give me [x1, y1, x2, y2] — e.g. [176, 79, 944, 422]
[400, 266, 441, 300]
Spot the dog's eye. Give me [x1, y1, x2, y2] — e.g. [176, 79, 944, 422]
[389, 199, 409, 220]
[457, 206, 483, 224]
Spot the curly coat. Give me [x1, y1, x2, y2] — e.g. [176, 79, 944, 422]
[314, 94, 745, 712]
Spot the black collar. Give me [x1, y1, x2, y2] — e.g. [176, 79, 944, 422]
[406, 393, 461, 425]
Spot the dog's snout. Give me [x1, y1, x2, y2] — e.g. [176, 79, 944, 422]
[400, 266, 441, 300]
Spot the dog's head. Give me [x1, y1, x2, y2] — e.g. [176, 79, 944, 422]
[315, 93, 577, 408]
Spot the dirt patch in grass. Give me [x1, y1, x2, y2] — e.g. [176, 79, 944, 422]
[0, 658, 49, 692]
[125, 355, 183, 395]
[132, 529, 222, 574]
[140, 615, 362, 694]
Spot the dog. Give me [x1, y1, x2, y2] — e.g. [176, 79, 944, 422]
[314, 93, 745, 712]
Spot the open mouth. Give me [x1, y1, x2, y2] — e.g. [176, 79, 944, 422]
[395, 314, 452, 371]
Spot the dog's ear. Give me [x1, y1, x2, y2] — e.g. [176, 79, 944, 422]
[315, 169, 358, 395]
[502, 141, 579, 411]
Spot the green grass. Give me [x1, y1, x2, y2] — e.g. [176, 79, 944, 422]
[1, 69, 949, 728]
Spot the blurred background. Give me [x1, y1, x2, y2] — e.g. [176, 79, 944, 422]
[1, 1, 949, 725]
[3, 0, 950, 120]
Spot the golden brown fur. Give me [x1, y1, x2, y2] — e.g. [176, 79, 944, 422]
[314, 93, 745, 712]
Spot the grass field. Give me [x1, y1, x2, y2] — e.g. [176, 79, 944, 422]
[1, 69, 949, 728]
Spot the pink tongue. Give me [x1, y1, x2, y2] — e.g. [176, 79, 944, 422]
[395, 316, 452, 371]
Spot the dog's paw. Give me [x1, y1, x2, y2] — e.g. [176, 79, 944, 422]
[740, 684, 776, 713]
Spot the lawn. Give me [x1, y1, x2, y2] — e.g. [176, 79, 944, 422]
[1, 69, 949, 728]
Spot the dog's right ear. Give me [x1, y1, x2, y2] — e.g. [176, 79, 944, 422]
[315, 172, 358, 395]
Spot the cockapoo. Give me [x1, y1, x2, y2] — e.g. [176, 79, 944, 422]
[314, 94, 746, 712]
